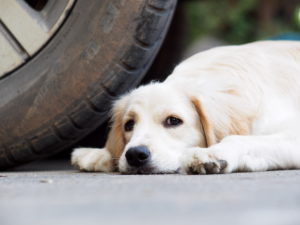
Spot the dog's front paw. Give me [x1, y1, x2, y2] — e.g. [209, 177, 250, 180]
[71, 148, 113, 172]
[181, 149, 228, 174]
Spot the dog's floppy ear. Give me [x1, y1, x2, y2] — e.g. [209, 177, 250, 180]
[191, 97, 217, 147]
[104, 95, 128, 160]
[191, 95, 252, 147]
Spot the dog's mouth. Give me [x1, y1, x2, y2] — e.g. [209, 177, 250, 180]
[121, 165, 179, 175]
[124, 167, 154, 175]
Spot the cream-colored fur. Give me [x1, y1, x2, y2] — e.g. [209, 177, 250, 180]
[72, 41, 300, 174]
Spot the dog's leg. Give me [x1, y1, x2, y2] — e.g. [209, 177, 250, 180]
[181, 133, 300, 174]
[71, 148, 114, 172]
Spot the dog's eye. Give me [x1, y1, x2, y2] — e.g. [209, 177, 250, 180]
[164, 116, 183, 128]
[124, 120, 135, 132]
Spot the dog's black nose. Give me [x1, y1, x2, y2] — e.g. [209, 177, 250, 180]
[125, 146, 151, 167]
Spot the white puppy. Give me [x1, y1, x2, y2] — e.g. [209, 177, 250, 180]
[72, 41, 300, 174]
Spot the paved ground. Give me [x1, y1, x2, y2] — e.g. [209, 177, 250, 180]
[1, 160, 300, 225]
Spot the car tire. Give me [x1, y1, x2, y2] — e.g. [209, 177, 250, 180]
[0, 0, 177, 169]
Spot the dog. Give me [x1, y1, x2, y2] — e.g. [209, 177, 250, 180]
[71, 41, 300, 174]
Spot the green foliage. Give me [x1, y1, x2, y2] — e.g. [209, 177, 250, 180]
[184, 0, 300, 45]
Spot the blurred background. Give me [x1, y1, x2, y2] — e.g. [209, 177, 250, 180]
[143, 0, 300, 84]
[184, 0, 300, 49]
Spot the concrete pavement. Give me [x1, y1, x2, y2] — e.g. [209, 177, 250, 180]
[1, 160, 300, 225]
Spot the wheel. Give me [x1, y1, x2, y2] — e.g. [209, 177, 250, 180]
[0, 0, 177, 169]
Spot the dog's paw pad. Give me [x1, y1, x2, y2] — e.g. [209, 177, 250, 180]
[183, 151, 228, 175]
[204, 160, 227, 174]
[187, 164, 206, 174]
[218, 160, 228, 170]
[204, 162, 219, 174]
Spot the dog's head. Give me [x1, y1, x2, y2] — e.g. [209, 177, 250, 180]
[105, 83, 216, 174]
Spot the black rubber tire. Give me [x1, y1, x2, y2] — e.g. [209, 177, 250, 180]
[0, 0, 177, 169]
